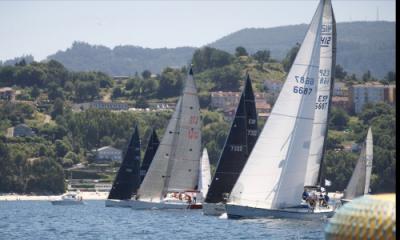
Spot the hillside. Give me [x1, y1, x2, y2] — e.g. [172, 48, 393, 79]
[210, 21, 395, 78]
[42, 21, 395, 78]
[48, 42, 196, 76]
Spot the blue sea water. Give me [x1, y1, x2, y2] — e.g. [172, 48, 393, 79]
[0, 200, 327, 239]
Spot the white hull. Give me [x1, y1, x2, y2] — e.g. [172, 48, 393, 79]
[226, 204, 334, 220]
[51, 200, 84, 206]
[202, 202, 226, 216]
[105, 199, 135, 208]
[130, 199, 201, 210]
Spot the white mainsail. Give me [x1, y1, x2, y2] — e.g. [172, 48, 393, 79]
[304, 0, 336, 187]
[198, 148, 211, 201]
[343, 127, 373, 199]
[137, 68, 201, 202]
[229, 0, 328, 210]
[166, 69, 201, 192]
[364, 127, 373, 194]
[137, 97, 182, 201]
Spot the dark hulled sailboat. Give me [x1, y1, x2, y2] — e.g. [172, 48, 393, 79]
[106, 125, 141, 206]
[203, 74, 258, 215]
[140, 129, 160, 183]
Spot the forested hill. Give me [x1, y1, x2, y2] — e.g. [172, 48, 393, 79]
[48, 42, 196, 76]
[45, 21, 394, 77]
[210, 21, 395, 78]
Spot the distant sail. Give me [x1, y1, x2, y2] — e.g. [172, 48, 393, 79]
[137, 67, 201, 202]
[344, 127, 373, 200]
[205, 74, 258, 203]
[140, 129, 160, 183]
[108, 125, 141, 200]
[198, 148, 211, 201]
[229, 0, 326, 209]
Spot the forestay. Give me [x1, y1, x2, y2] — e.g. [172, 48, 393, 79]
[229, 0, 326, 209]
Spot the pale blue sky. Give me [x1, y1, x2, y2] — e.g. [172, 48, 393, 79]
[0, 0, 395, 61]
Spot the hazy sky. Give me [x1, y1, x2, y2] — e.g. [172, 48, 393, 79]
[0, 0, 395, 61]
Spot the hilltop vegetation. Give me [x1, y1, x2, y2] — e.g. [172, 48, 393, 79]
[36, 21, 396, 78]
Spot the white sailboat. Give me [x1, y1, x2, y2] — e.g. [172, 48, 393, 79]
[341, 127, 373, 204]
[197, 148, 211, 203]
[226, 0, 336, 220]
[129, 67, 202, 210]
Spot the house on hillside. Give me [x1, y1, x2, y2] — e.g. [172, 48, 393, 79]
[349, 83, 396, 113]
[93, 146, 122, 162]
[13, 124, 35, 137]
[0, 87, 15, 101]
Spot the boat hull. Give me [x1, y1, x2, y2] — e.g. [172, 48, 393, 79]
[51, 200, 84, 206]
[340, 199, 351, 205]
[105, 199, 135, 208]
[202, 202, 226, 216]
[226, 204, 334, 220]
[129, 199, 201, 210]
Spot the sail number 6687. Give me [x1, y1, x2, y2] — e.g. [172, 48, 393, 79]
[293, 86, 312, 95]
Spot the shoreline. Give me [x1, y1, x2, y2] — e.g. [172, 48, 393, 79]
[0, 191, 109, 201]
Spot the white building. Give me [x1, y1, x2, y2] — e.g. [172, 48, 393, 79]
[93, 146, 122, 162]
[350, 83, 396, 113]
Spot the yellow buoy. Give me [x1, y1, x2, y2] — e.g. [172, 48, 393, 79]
[325, 194, 396, 240]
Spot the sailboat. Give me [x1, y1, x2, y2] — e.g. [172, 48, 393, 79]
[226, 0, 336, 220]
[197, 148, 211, 203]
[203, 74, 258, 216]
[130, 67, 202, 210]
[341, 127, 373, 204]
[140, 129, 160, 183]
[105, 125, 141, 207]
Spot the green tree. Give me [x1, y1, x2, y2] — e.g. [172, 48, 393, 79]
[329, 107, 349, 130]
[142, 70, 152, 79]
[192, 47, 234, 72]
[30, 86, 40, 99]
[51, 98, 64, 119]
[252, 50, 271, 64]
[235, 46, 248, 57]
[282, 43, 300, 72]
[335, 64, 347, 79]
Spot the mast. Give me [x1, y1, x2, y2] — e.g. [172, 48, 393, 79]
[317, 1, 337, 187]
[304, 0, 336, 187]
[205, 74, 258, 204]
[108, 125, 141, 200]
[140, 129, 160, 183]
